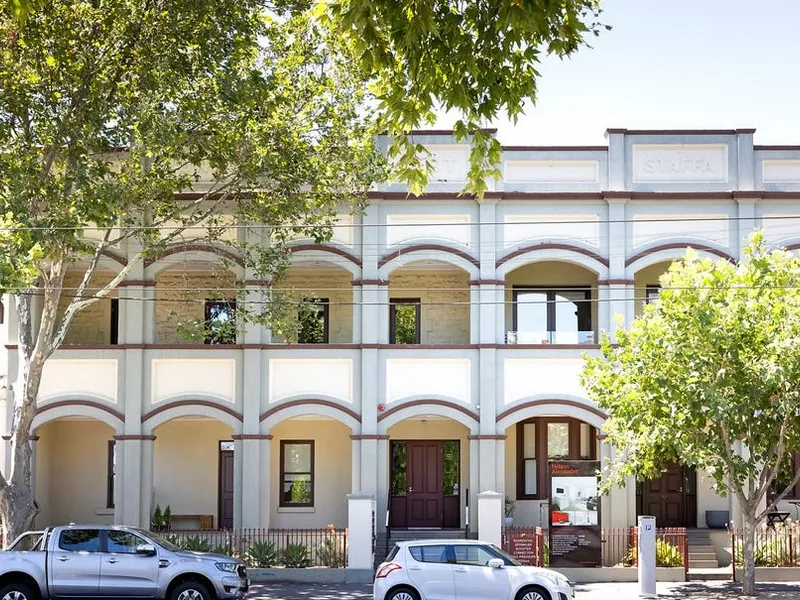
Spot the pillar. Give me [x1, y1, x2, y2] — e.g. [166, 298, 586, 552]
[237, 434, 272, 528]
[347, 493, 376, 577]
[477, 491, 503, 546]
[139, 436, 155, 528]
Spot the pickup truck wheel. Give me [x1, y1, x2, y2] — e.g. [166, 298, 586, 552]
[0, 583, 38, 600]
[170, 581, 212, 600]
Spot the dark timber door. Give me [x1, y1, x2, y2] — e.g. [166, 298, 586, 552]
[641, 462, 692, 527]
[407, 441, 443, 527]
[218, 446, 234, 529]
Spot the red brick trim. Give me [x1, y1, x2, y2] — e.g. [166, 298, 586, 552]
[232, 434, 273, 440]
[407, 128, 497, 135]
[469, 279, 505, 286]
[35, 400, 124, 422]
[467, 434, 507, 440]
[502, 146, 606, 152]
[289, 244, 362, 267]
[243, 280, 271, 287]
[114, 435, 156, 441]
[368, 190, 800, 202]
[497, 243, 609, 269]
[377, 400, 479, 423]
[625, 243, 736, 267]
[597, 279, 636, 286]
[259, 399, 361, 424]
[351, 279, 389, 286]
[141, 400, 242, 423]
[597, 433, 608, 441]
[117, 280, 155, 287]
[144, 243, 244, 268]
[378, 244, 479, 269]
[755, 145, 800, 151]
[607, 128, 753, 135]
[496, 399, 607, 423]
[350, 434, 390, 440]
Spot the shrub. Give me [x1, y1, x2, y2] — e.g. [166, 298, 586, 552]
[246, 541, 279, 568]
[622, 540, 683, 567]
[281, 543, 311, 568]
[316, 537, 345, 568]
[181, 536, 213, 552]
[735, 538, 794, 567]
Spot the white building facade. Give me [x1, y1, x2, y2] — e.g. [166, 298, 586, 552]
[2, 127, 800, 535]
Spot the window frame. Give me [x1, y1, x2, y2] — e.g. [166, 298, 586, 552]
[645, 284, 662, 305]
[107, 440, 115, 509]
[58, 528, 102, 553]
[389, 298, 421, 344]
[279, 440, 315, 508]
[204, 299, 237, 345]
[516, 417, 597, 501]
[105, 530, 147, 555]
[110, 298, 120, 345]
[511, 286, 592, 340]
[297, 297, 330, 344]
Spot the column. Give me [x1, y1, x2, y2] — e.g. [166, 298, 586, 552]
[236, 434, 272, 528]
[347, 493, 376, 578]
[606, 129, 626, 191]
[600, 439, 628, 529]
[139, 436, 155, 528]
[605, 196, 629, 341]
[259, 436, 272, 528]
[114, 435, 153, 527]
[737, 129, 756, 191]
[477, 491, 503, 547]
[468, 438, 480, 533]
[736, 196, 758, 259]
[350, 437, 361, 492]
[374, 436, 389, 532]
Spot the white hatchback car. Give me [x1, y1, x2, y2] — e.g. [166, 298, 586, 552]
[374, 539, 574, 600]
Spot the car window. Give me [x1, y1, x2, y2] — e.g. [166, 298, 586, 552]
[409, 545, 449, 564]
[385, 544, 400, 562]
[452, 544, 499, 566]
[107, 531, 147, 554]
[59, 529, 101, 552]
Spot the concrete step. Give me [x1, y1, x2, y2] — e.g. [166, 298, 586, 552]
[687, 568, 732, 581]
[689, 559, 720, 569]
[689, 551, 717, 560]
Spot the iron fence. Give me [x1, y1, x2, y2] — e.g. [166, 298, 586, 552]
[730, 521, 800, 574]
[149, 527, 348, 568]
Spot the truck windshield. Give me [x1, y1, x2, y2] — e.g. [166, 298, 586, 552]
[133, 529, 181, 552]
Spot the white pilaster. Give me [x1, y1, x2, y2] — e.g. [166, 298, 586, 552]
[477, 491, 503, 546]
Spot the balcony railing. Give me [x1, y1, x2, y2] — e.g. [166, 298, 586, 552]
[505, 331, 595, 345]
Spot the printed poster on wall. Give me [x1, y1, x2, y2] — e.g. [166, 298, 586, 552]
[548, 460, 602, 568]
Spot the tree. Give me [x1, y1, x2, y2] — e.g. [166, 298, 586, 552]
[0, 1, 380, 542]
[582, 234, 800, 596]
[1, 0, 608, 543]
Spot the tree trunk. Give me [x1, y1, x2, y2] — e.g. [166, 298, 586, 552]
[741, 513, 758, 596]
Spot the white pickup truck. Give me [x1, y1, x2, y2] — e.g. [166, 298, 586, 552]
[0, 524, 249, 600]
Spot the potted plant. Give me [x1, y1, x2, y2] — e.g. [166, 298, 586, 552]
[504, 496, 515, 528]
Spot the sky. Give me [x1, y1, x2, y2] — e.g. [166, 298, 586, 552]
[439, 0, 800, 146]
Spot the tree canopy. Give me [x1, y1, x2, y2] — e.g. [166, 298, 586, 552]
[582, 234, 800, 595]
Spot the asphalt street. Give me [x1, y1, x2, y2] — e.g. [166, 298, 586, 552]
[247, 581, 800, 600]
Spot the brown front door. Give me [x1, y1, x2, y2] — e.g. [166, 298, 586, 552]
[407, 441, 443, 527]
[641, 462, 688, 527]
[218, 446, 234, 529]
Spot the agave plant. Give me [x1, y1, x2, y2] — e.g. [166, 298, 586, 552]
[246, 541, 278, 568]
[280, 543, 311, 568]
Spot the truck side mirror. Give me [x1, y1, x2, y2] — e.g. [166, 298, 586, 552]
[136, 543, 157, 556]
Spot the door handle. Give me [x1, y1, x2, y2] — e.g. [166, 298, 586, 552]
[56, 556, 69, 562]
[106, 557, 118, 563]
[455, 567, 467, 573]
[407, 486, 413, 493]
[409, 566, 422, 571]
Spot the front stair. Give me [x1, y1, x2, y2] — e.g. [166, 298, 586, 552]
[374, 528, 469, 569]
[686, 528, 731, 581]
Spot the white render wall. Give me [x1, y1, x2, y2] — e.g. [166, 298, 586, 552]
[4, 128, 800, 531]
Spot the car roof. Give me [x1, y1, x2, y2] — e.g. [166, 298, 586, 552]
[398, 539, 488, 547]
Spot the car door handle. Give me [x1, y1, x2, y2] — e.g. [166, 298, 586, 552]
[106, 558, 118, 563]
[56, 556, 69, 562]
[409, 566, 422, 571]
[455, 567, 468, 573]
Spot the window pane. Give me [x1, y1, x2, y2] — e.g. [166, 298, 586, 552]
[220, 441, 234, 452]
[284, 443, 311, 473]
[580, 423, 591, 459]
[205, 301, 236, 344]
[523, 423, 536, 459]
[547, 423, 570, 458]
[108, 531, 144, 554]
[453, 545, 496, 566]
[298, 298, 327, 343]
[409, 545, 448, 563]
[390, 442, 407, 496]
[393, 302, 419, 344]
[283, 474, 312, 504]
[443, 441, 459, 495]
[524, 459, 537, 495]
[59, 530, 101, 552]
[516, 291, 547, 336]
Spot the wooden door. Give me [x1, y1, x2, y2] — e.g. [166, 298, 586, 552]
[218, 448, 234, 529]
[406, 441, 443, 527]
[642, 462, 685, 527]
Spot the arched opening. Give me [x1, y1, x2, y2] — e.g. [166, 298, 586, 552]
[504, 261, 599, 345]
[633, 260, 673, 318]
[270, 416, 352, 528]
[503, 415, 600, 528]
[386, 415, 470, 529]
[271, 262, 354, 343]
[57, 267, 120, 345]
[152, 416, 235, 530]
[35, 417, 116, 526]
[155, 263, 238, 345]
[387, 260, 471, 345]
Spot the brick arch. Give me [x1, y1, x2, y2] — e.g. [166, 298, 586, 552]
[260, 398, 361, 432]
[32, 399, 124, 434]
[625, 242, 736, 273]
[377, 399, 479, 435]
[496, 243, 609, 278]
[144, 243, 245, 278]
[141, 400, 242, 434]
[496, 398, 607, 432]
[378, 244, 480, 278]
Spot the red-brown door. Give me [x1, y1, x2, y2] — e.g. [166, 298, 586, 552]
[218, 448, 234, 529]
[406, 441, 443, 527]
[642, 462, 685, 527]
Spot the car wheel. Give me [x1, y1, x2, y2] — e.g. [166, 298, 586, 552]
[516, 586, 551, 600]
[386, 587, 420, 600]
[0, 583, 38, 600]
[170, 580, 212, 600]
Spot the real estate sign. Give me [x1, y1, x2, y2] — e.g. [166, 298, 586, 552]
[548, 460, 602, 568]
